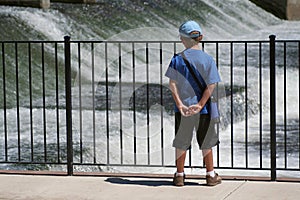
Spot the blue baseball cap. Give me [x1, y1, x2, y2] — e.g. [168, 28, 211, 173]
[179, 20, 202, 38]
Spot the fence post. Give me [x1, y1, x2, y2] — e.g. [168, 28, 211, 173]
[64, 36, 73, 176]
[269, 35, 276, 181]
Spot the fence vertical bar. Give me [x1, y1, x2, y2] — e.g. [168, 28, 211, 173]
[55, 42, 61, 163]
[216, 42, 220, 168]
[15, 42, 21, 162]
[42, 43, 47, 162]
[28, 42, 34, 162]
[132, 42, 136, 166]
[64, 36, 73, 176]
[230, 42, 234, 168]
[299, 41, 300, 170]
[2, 42, 8, 162]
[91, 42, 96, 164]
[269, 35, 276, 181]
[245, 42, 248, 168]
[77, 43, 83, 164]
[159, 42, 164, 166]
[146, 42, 150, 165]
[283, 42, 287, 169]
[118, 42, 123, 164]
[259, 42, 263, 168]
[105, 42, 110, 166]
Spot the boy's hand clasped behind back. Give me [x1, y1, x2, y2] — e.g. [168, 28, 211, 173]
[179, 104, 202, 117]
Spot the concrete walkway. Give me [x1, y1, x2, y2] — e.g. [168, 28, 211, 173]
[0, 174, 299, 200]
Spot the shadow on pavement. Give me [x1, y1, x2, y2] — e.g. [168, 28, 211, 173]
[105, 177, 205, 187]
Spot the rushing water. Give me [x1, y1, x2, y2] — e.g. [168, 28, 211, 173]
[0, 0, 300, 177]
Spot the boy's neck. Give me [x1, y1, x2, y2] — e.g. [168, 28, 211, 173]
[190, 44, 201, 50]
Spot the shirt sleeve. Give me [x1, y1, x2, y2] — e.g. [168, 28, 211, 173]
[203, 56, 221, 85]
[165, 55, 178, 81]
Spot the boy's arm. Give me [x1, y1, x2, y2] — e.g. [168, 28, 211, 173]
[189, 83, 216, 115]
[169, 79, 191, 117]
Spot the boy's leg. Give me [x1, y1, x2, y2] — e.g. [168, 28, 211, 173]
[202, 149, 214, 172]
[176, 148, 186, 173]
[173, 113, 194, 186]
[202, 148, 222, 186]
[173, 148, 186, 186]
[196, 114, 221, 186]
[173, 112, 194, 172]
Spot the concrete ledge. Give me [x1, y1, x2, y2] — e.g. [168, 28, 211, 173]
[0, 0, 50, 8]
[250, 0, 300, 20]
[51, 0, 96, 3]
[250, 0, 287, 19]
[287, 0, 300, 20]
[0, 0, 96, 8]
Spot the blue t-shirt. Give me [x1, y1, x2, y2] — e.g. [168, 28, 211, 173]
[165, 48, 221, 113]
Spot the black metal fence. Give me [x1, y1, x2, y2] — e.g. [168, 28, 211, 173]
[0, 36, 299, 181]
